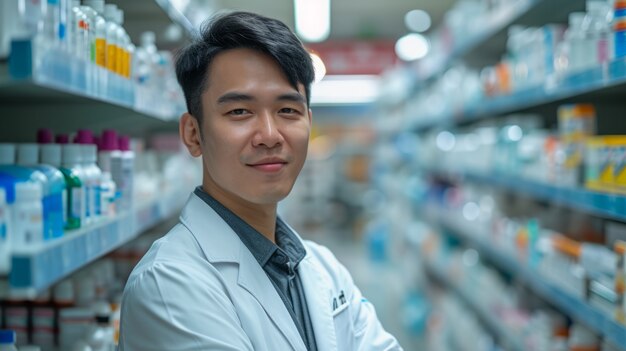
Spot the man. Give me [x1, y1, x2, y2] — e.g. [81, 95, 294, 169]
[119, 11, 402, 351]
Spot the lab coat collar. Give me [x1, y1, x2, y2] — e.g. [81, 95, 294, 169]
[179, 192, 307, 351]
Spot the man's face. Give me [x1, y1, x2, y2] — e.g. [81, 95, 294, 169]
[198, 48, 311, 206]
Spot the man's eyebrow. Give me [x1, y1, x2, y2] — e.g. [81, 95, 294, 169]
[217, 92, 255, 104]
[277, 93, 306, 104]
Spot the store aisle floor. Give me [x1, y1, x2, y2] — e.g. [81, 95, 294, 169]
[301, 228, 425, 351]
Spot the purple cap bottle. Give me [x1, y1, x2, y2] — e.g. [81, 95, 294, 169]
[37, 128, 54, 144]
[118, 136, 131, 152]
[100, 130, 119, 151]
[55, 134, 70, 144]
[74, 129, 94, 144]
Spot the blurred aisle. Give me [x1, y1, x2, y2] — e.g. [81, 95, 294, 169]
[299, 227, 425, 351]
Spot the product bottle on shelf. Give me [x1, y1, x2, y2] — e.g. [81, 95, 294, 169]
[41, 144, 69, 228]
[41, 0, 66, 83]
[103, 4, 119, 98]
[56, 134, 70, 144]
[115, 136, 134, 210]
[78, 143, 103, 222]
[99, 172, 116, 217]
[17, 143, 66, 240]
[85, 301, 114, 351]
[0, 330, 19, 351]
[36, 128, 54, 144]
[79, 1, 95, 95]
[81, 0, 107, 97]
[134, 31, 158, 112]
[69, 0, 88, 91]
[582, 0, 613, 67]
[565, 12, 588, 72]
[61, 144, 86, 229]
[0, 187, 12, 274]
[9, 0, 44, 79]
[614, 0, 626, 59]
[12, 181, 44, 249]
[0, 144, 48, 248]
[98, 130, 122, 211]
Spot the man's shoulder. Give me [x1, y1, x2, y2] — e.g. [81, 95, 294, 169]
[125, 222, 218, 291]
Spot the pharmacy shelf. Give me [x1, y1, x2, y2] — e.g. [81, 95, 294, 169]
[5, 188, 189, 299]
[423, 260, 525, 351]
[412, 60, 626, 131]
[0, 75, 177, 122]
[415, 0, 584, 83]
[428, 167, 626, 222]
[420, 205, 626, 350]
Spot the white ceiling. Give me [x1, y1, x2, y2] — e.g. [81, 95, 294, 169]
[112, 0, 456, 47]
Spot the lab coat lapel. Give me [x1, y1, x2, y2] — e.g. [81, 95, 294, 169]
[299, 255, 338, 351]
[182, 193, 306, 350]
[237, 245, 307, 351]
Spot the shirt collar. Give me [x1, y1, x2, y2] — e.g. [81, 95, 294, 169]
[193, 186, 306, 267]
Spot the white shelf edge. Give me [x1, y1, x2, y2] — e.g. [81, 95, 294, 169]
[4, 188, 189, 299]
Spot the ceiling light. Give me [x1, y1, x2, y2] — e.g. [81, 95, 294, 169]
[294, 0, 330, 42]
[404, 9, 431, 33]
[395, 33, 429, 61]
[311, 75, 380, 105]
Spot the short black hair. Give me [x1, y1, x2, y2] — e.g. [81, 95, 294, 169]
[175, 11, 315, 125]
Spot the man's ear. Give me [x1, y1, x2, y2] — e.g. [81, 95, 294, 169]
[179, 113, 203, 157]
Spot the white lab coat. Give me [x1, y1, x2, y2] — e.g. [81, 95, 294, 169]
[119, 192, 402, 351]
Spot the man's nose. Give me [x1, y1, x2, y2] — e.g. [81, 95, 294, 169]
[252, 111, 284, 148]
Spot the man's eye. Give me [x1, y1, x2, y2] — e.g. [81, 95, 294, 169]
[229, 109, 250, 116]
[280, 108, 298, 114]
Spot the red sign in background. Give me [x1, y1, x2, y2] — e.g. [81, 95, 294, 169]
[306, 41, 398, 76]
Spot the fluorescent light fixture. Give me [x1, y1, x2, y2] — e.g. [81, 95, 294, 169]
[311, 75, 380, 105]
[294, 0, 330, 42]
[395, 33, 429, 61]
[405, 9, 431, 33]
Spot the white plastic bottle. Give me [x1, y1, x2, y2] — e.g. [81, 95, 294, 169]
[80, 144, 103, 221]
[17, 143, 66, 240]
[582, 0, 613, 67]
[103, 4, 119, 98]
[62, 144, 87, 227]
[0, 188, 12, 274]
[12, 181, 44, 249]
[113, 136, 134, 211]
[85, 301, 114, 351]
[566, 12, 588, 72]
[82, 0, 107, 97]
[98, 130, 122, 210]
[0, 329, 19, 351]
[99, 172, 116, 217]
[115, 9, 128, 78]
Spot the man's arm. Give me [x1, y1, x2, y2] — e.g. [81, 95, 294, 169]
[118, 260, 254, 351]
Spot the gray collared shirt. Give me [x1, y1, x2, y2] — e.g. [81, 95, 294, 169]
[194, 187, 318, 351]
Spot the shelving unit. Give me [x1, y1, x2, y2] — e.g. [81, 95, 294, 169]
[423, 260, 525, 351]
[411, 60, 626, 131]
[5, 187, 189, 299]
[419, 205, 626, 350]
[416, 0, 578, 82]
[427, 167, 626, 221]
[377, 0, 626, 345]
